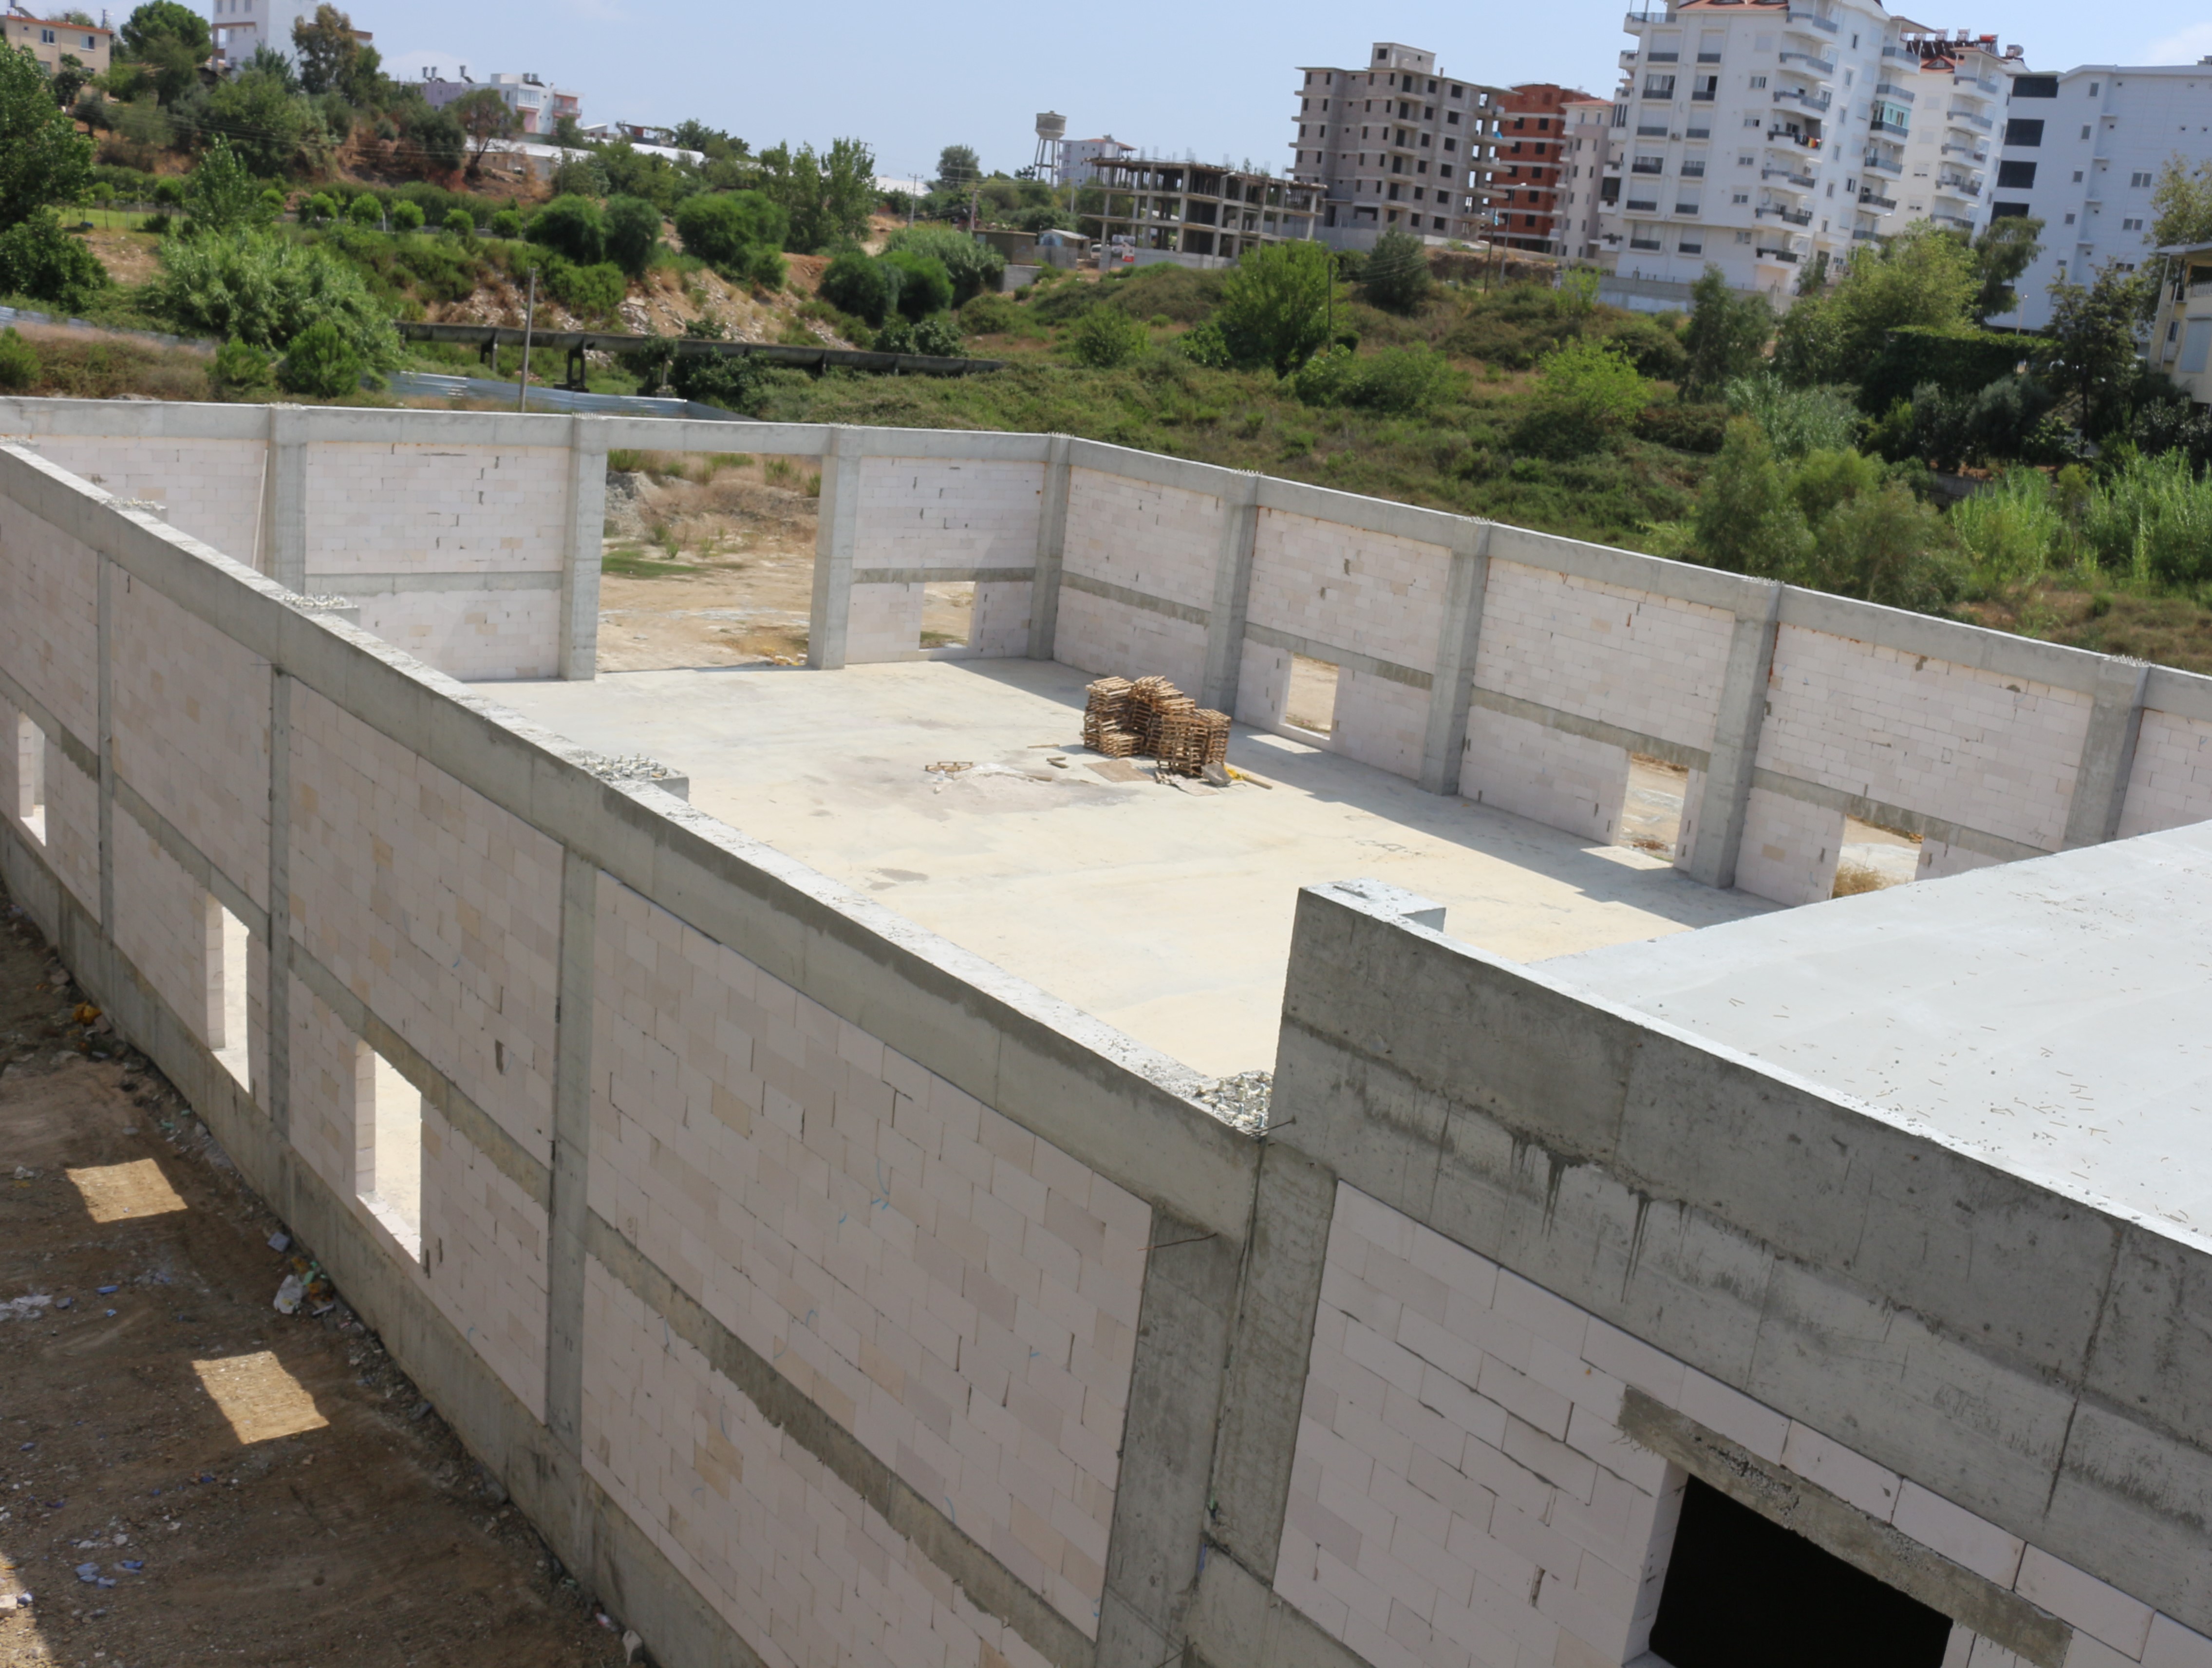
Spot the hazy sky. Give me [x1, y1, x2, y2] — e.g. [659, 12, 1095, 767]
[357, 0, 2212, 181]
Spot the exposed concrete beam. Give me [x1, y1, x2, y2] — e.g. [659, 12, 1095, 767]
[2062, 657, 2150, 848]
[1682, 582, 1780, 890]
[1201, 474, 1261, 715]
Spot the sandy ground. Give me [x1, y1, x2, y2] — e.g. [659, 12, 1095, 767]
[0, 883, 627, 1668]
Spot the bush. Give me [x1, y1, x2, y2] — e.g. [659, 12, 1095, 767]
[528, 194, 605, 264]
[819, 249, 897, 325]
[883, 249, 953, 320]
[602, 194, 661, 277]
[959, 293, 1019, 336]
[276, 318, 366, 398]
[1294, 343, 1463, 415]
[1964, 373, 2055, 465]
[1441, 282, 1589, 368]
[1725, 371, 1860, 460]
[0, 327, 38, 391]
[209, 335, 274, 400]
[1067, 305, 1147, 369]
[148, 231, 400, 364]
[1213, 239, 1334, 374]
[873, 314, 961, 357]
[2080, 451, 2212, 585]
[670, 351, 769, 414]
[1692, 419, 1812, 576]
[488, 207, 524, 240]
[302, 193, 337, 225]
[0, 213, 109, 310]
[443, 208, 473, 239]
[1633, 402, 1728, 453]
[1681, 266, 1772, 400]
[1600, 313, 1688, 382]
[388, 200, 425, 234]
[674, 191, 787, 270]
[1804, 483, 1966, 611]
[1360, 229, 1432, 314]
[1950, 469, 2064, 591]
[1514, 338, 1651, 458]
[346, 194, 381, 228]
[880, 225, 1003, 306]
[526, 254, 627, 322]
[1860, 325, 2025, 417]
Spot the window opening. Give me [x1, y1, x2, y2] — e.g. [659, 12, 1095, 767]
[12, 714, 44, 846]
[356, 1044, 423, 1258]
[206, 897, 252, 1090]
[1285, 656, 1340, 737]
[922, 579, 975, 649]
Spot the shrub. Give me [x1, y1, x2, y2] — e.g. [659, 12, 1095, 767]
[1804, 482, 1966, 611]
[1295, 344, 1463, 415]
[880, 225, 1003, 306]
[602, 194, 661, 277]
[874, 314, 961, 357]
[2080, 451, 2212, 585]
[276, 318, 366, 398]
[1691, 419, 1812, 577]
[388, 199, 425, 233]
[345, 194, 381, 228]
[1681, 265, 1772, 400]
[148, 231, 400, 364]
[1725, 371, 1860, 460]
[1360, 229, 1432, 314]
[443, 208, 473, 239]
[883, 249, 953, 320]
[0, 327, 38, 391]
[819, 249, 897, 325]
[1787, 448, 1883, 526]
[1964, 373, 2055, 464]
[0, 213, 109, 310]
[670, 351, 769, 414]
[1514, 338, 1651, 458]
[209, 335, 274, 400]
[674, 191, 787, 269]
[488, 207, 524, 240]
[1600, 313, 1688, 382]
[1067, 305, 1147, 369]
[529, 255, 626, 322]
[1213, 239, 1334, 374]
[302, 193, 338, 225]
[958, 293, 1018, 336]
[1633, 402, 1728, 453]
[1859, 325, 2025, 417]
[528, 194, 605, 264]
[1950, 469, 2064, 591]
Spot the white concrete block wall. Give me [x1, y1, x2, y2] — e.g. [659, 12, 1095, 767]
[287, 686, 563, 1165]
[849, 583, 926, 665]
[1760, 626, 2092, 851]
[421, 1108, 549, 1420]
[354, 590, 562, 682]
[287, 977, 363, 1213]
[853, 458, 1044, 573]
[1333, 672, 1427, 781]
[0, 496, 100, 747]
[588, 877, 1150, 1637]
[111, 576, 271, 908]
[1234, 642, 1293, 733]
[1061, 469, 1221, 612]
[1279, 1184, 2212, 1668]
[1247, 512, 1451, 676]
[971, 581, 1034, 659]
[2117, 710, 2212, 840]
[1051, 589, 1208, 694]
[43, 746, 100, 921]
[110, 808, 215, 1049]
[582, 1259, 1057, 1668]
[1734, 786, 1846, 907]
[1918, 839, 2006, 883]
[1471, 562, 1733, 752]
[1462, 708, 1630, 846]
[300, 442, 568, 578]
[25, 436, 269, 568]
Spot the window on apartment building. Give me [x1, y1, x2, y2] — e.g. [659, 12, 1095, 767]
[1736, 229, 1753, 243]
[1988, 202, 2031, 219]
[1650, 1480, 1952, 1668]
[39, 27, 54, 42]
[1749, 75, 1767, 88]
[1645, 75, 1676, 97]
[2131, 171, 2153, 188]
[1739, 153, 1755, 166]
[2123, 217, 2144, 231]
[205, 895, 251, 1091]
[2080, 126, 2091, 140]
[1996, 160, 2036, 189]
[1443, 137, 1456, 152]
[1424, 106, 1434, 118]
[11, 713, 45, 846]
[2004, 118, 2044, 146]
[2012, 74, 2058, 97]
[2088, 81, 2100, 96]
[356, 1042, 425, 1260]
[2063, 211, 2076, 224]
[1680, 237, 1703, 253]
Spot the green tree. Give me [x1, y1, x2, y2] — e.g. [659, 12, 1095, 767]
[442, 207, 472, 238]
[450, 87, 514, 174]
[602, 194, 661, 276]
[528, 194, 604, 264]
[398, 103, 465, 175]
[934, 144, 981, 195]
[1692, 419, 1812, 577]
[488, 206, 524, 239]
[276, 316, 365, 397]
[290, 3, 360, 96]
[1067, 305, 1147, 368]
[1775, 222, 1977, 384]
[116, 0, 209, 104]
[1969, 216, 2044, 322]
[2046, 263, 2152, 439]
[757, 136, 877, 252]
[1680, 265, 1772, 400]
[1514, 337, 1652, 457]
[149, 229, 400, 363]
[388, 198, 423, 233]
[674, 191, 787, 270]
[50, 53, 92, 110]
[1786, 447, 1882, 526]
[202, 67, 310, 175]
[2150, 157, 2212, 249]
[1211, 239, 1334, 375]
[818, 249, 897, 324]
[0, 211, 107, 307]
[880, 224, 1001, 305]
[1804, 483, 1964, 610]
[884, 249, 953, 319]
[0, 38, 94, 228]
[1360, 229, 1432, 314]
[183, 136, 270, 235]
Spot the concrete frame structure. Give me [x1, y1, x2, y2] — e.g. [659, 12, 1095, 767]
[1491, 84, 1596, 254]
[1291, 43, 1502, 246]
[1558, 97, 1619, 262]
[7, 398, 2212, 1668]
[1059, 136, 1136, 189]
[1084, 159, 1321, 263]
[1982, 62, 2212, 333]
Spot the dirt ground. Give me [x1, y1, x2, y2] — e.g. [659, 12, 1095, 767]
[0, 882, 629, 1668]
[595, 459, 973, 671]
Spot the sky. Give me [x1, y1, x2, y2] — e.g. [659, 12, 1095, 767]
[352, 0, 2212, 182]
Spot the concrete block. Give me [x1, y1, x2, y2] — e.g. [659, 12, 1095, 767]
[1779, 1422, 1900, 1521]
[1893, 1481, 2026, 1587]
[2144, 1616, 2212, 1668]
[2016, 1548, 2156, 1659]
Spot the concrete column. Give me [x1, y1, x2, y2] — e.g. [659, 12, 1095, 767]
[95, 556, 113, 931]
[1200, 473, 1262, 715]
[544, 850, 597, 1458]
[264, 672, 293, 1140]
[2061, 657, 2150, 848]
[1417, 519, 1492, 797]
[806, 427, 862, 670]
[1096, 1218, 1242, 1668]
[267, 405, 309, 595]
[1681, 581, 1782, 891]
[1026, 434, 1073, 662]
[1205, 1143, 1337, 1578]
[558, 416, 610, 681]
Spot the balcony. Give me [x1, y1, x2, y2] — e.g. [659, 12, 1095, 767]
[1697, 50, 1722, 62]
[1763, 166, 1816, 189]
[1774, 88, 1833, 112]
[1939, 142, 1989, 163]
[1870, 114, 1910, 137]
[1648, 50, 1679, 61]
[1756, 204, 1813, 225]
[1932, 211, 1974, 232]
[1947, 107, 1994, 131]
[1673, 203, 1702, 216]
[1630, 158, 1665, 174]
[1690, 90, 1716, 102]
[1860, 150, 1900, 175]
[1873, 81, 1915, 103]
[1756, 245, 1803, 262]
[1784, 9, 1838, 32]
[1858, 189, 1897, 209]
[1637, 123, 1670, 137]
[1628, 235, 1665, 250]
[1685, 126, 1712, 139]
[1780, 51, 1838, 76]
[1624, 8, 1680, 22]
[1853, 226, 1883, 241]
[1934, 173, 1981, 198]
[1765, 129, 1821, 152]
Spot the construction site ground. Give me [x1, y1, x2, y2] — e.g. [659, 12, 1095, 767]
[0, 889, 628, 1668]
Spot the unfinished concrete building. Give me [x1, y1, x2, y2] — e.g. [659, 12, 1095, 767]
[3, 395, 2211, 1668]
[1084, 159, 1322, 264]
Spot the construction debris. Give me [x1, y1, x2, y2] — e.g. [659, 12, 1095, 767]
[1084, 676, 1232, 777]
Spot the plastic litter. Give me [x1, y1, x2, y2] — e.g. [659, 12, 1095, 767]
[624, 1628, 645, 1663]
[73, 1564, 99, 1584]
[267, 1231, 291, 1252]
[11, 1592, 29, 1607]
[0, 1294, 51, 1322]
[97, 1285, 118, 1294]
[119, 1560, 144, 1573]
[273, 1273, 305, 1315]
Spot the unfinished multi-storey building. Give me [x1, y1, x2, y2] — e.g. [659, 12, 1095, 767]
[5, 392, 2212, 1668]
[1291, 41, 1502, 246]
[1558, 95, 1621, 262]
[1084, 158, 1321, 264]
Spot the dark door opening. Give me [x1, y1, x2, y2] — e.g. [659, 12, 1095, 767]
[1649, 1479, 1952, 1668]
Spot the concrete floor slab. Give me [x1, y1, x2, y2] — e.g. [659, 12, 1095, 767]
[478, 659, 1773, 1077]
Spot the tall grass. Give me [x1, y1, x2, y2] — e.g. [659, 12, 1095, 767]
[2079, 452, 2212, 588]
[1952, 469, 2066, 592]
[1725, 371, 1860, 460]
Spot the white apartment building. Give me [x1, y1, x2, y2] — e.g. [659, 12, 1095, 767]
[1604, 0, 1948, 303]
[1290, 41, 1502, 246]
[421, 70, 582, 136]
[1983, 62, 2212, 331]
[1058, 136, 1136, 188]
[1862, 29, 2020, 239]
[206, 0, 346, 69]
[1557, 95, 1618, 261]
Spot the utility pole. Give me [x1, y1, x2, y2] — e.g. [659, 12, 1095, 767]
[516, 266, 537, 412]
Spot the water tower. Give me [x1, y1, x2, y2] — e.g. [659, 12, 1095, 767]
[1032, 112, 1067, 179]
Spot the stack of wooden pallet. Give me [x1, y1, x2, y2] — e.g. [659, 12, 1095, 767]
[1157, 707, 1232, 777]
[1126, 676, 1195, 757]
[1082, 677, 1139, 756]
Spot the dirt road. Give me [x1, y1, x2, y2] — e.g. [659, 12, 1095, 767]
[0, 883, 627, 1668]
